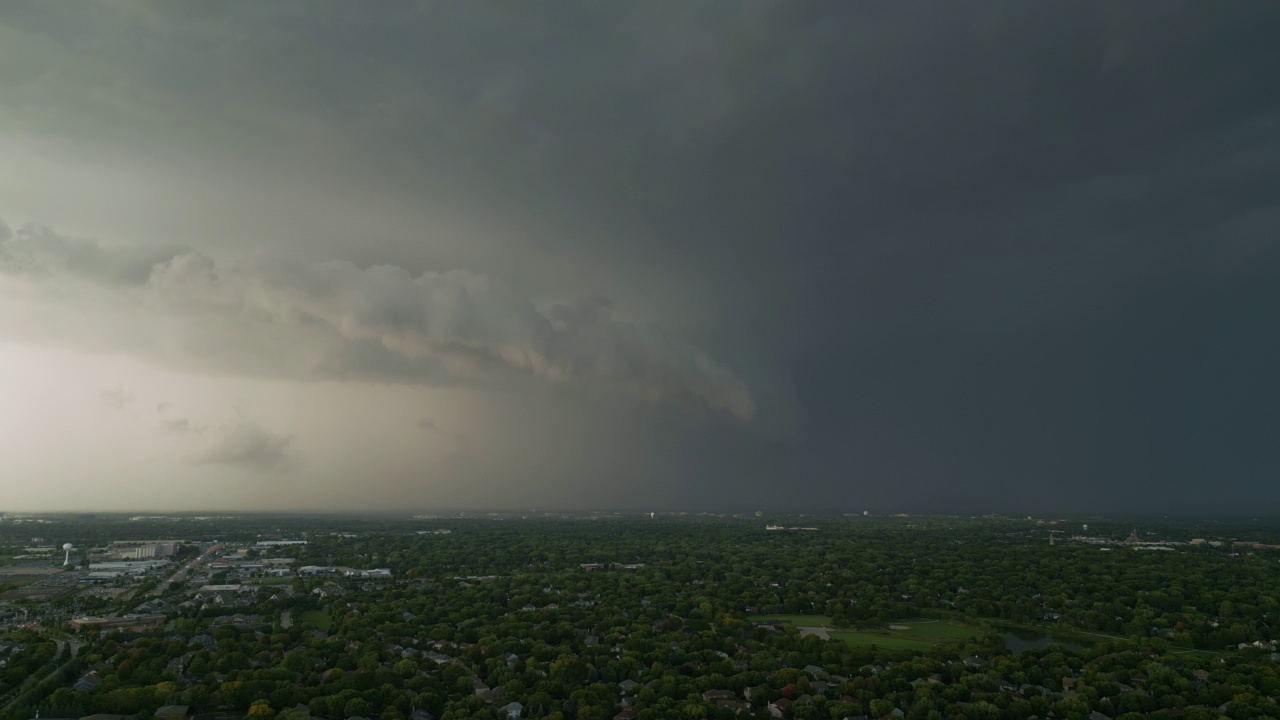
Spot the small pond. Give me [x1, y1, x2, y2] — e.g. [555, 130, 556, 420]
[1003, 630, 1083, 654]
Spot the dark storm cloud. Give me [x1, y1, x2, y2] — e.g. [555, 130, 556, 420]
[4, 1, 1280, 512]
[0, 221, 188, 285]
[0, 219, 756, 420]
[200, 256, 756, 418]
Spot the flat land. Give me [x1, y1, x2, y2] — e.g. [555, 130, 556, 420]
[763, 615, 979, 650]
[829, 631, 935, 650]
[760, 614, 834, 625]
[299, 610, 332, 631]
[889, 618, 980, 639]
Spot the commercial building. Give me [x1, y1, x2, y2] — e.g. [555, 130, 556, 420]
[89, 560, 167, 575]
[70, 614, 166, 632]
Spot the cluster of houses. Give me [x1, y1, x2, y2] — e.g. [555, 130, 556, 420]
[47, 594, 1263, 720]
[0, 638, 28, 668]
[578, 563, 645, 572]
[44, 704, 197, 720]
[299, 566, 393, 579]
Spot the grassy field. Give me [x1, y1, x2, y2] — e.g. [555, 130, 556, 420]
[762, 615, 980, 650]
[760, 614, 834, 626]
[1171, 649, 1223, 657]
[889, 618, 980, 639]
[299, 610, 333, 631]
[829, 631, 936, 650]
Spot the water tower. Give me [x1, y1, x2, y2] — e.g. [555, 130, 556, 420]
[63, 543, 74, 567]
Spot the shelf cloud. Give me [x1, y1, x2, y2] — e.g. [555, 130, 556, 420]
[3, 220, 755, 421]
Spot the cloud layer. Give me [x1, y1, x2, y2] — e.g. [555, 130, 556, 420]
[4, 3, 1280, 514]
[195, 420, 294, 474]
[1, 219, 755, 420]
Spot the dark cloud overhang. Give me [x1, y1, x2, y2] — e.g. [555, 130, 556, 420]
[3, 1, 1280, 511]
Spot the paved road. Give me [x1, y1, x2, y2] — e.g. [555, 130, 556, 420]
[281, 609, 292, 629]
[152, 543, 221, 596]
[53, 639, 85, 658]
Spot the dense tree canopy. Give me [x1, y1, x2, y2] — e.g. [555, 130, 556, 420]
[4, 515, 1280, 720]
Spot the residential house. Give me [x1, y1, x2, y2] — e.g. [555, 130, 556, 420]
[480, 688, 503, 704]
[74, 672, 101, 692]
[767, 698, 793, 718]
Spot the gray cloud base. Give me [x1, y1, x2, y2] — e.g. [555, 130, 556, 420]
[1, 219, 755, 421]
[194, 420, 294, 474]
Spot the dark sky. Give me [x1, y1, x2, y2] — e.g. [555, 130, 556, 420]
[2, 2, 1279, 514]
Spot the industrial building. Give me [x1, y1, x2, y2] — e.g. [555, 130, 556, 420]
[70, 614, 166, 632]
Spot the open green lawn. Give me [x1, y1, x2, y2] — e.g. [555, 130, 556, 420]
[888, 618, 980, 639]
[763, 615, 979, 649]
[1171, 649, 1222, 657]
[830, 631, 935, 650]
[759, 615, 833, 626]
[299, 610, 332, 631]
